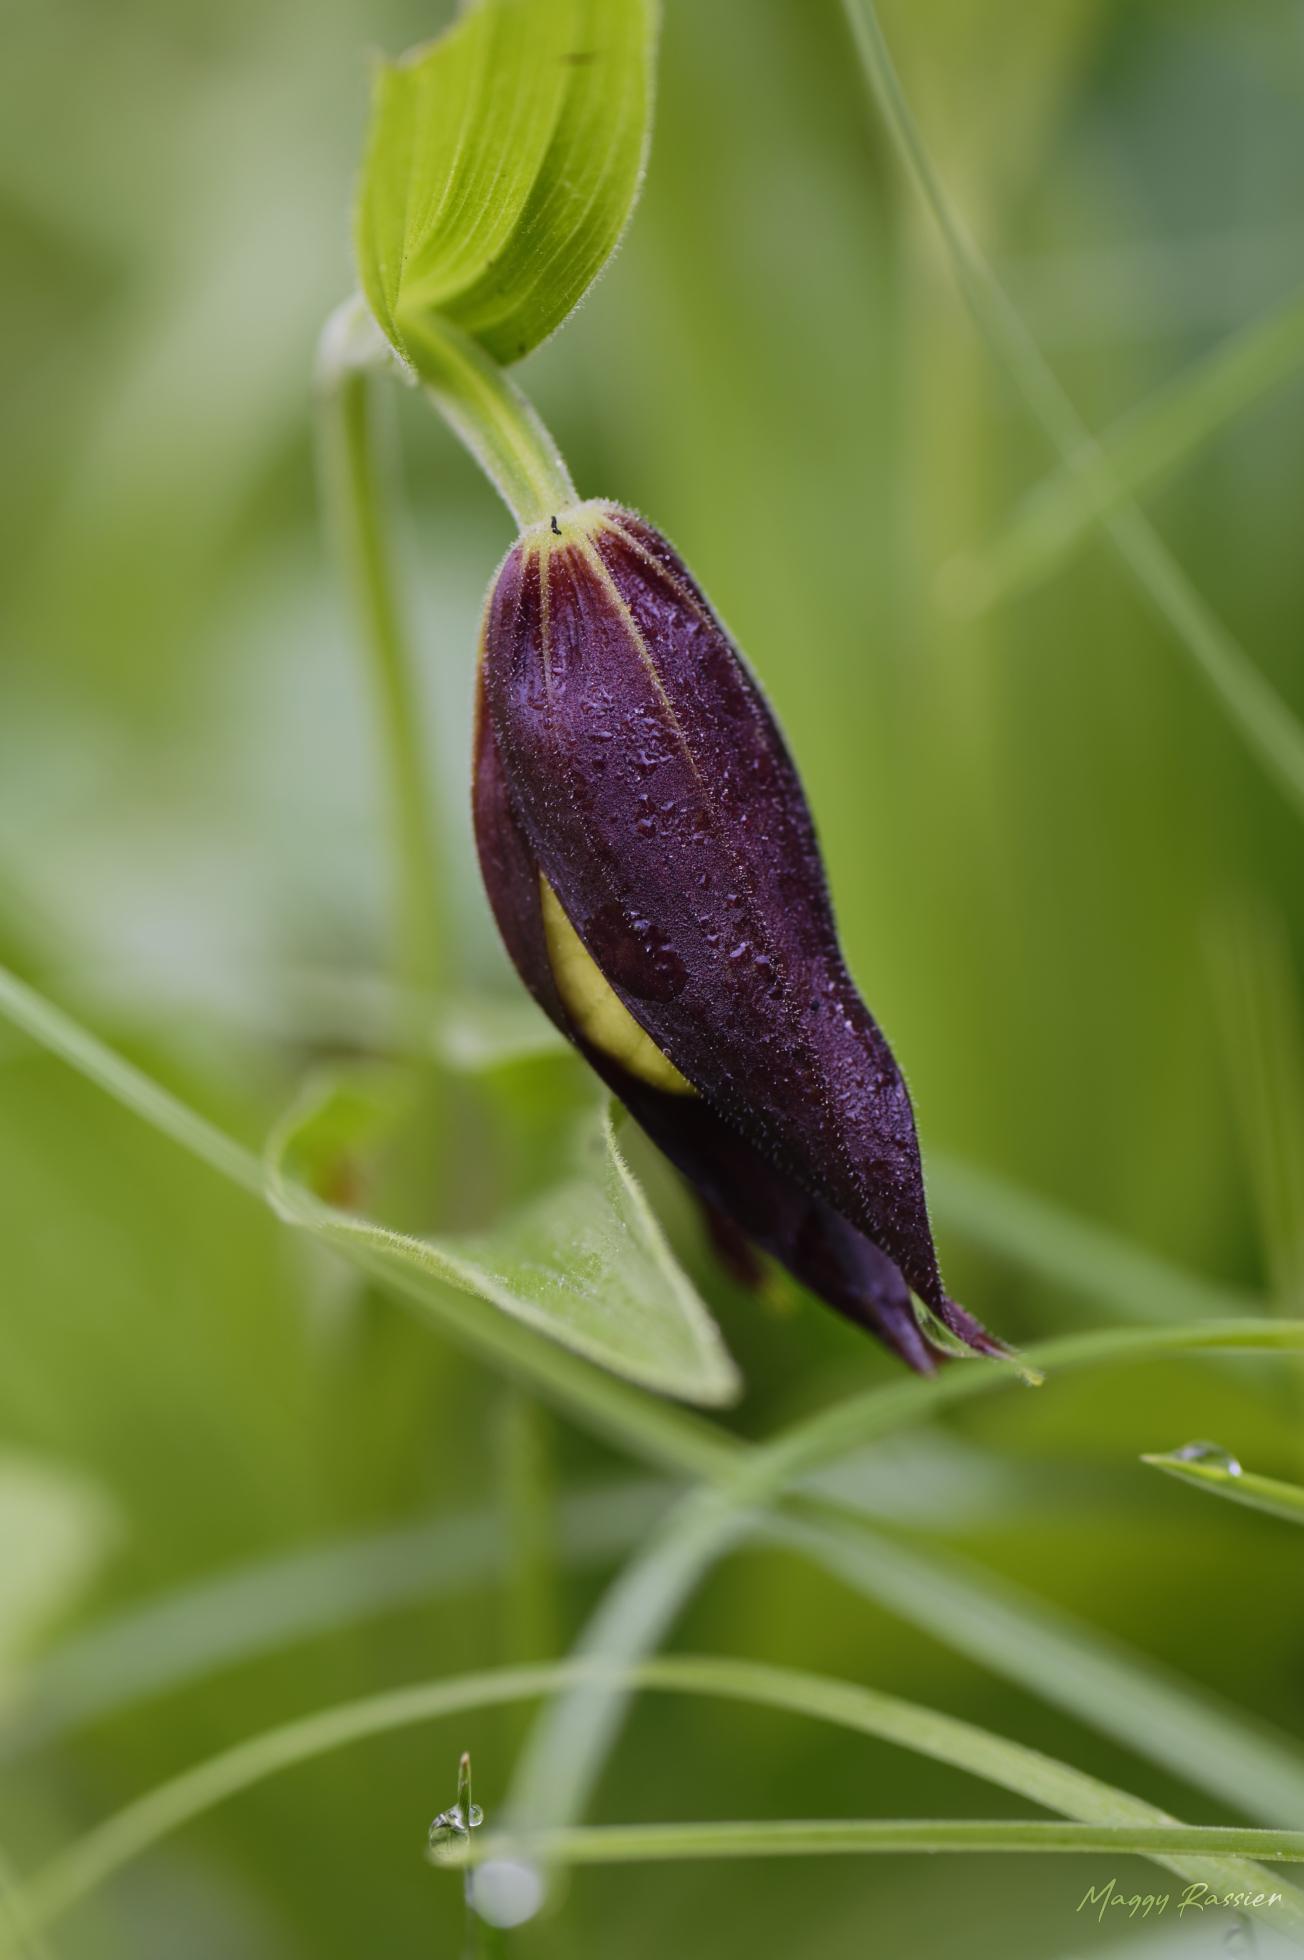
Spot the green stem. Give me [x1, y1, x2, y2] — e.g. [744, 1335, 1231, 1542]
[456, 1753, 483, 1960]
[404, 312, 578, 530]
[445, 1817, 1304, 1868]
[317, 298, 445, 1007]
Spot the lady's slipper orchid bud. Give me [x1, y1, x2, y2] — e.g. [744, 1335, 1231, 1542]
[473, 500, 1003, 1371]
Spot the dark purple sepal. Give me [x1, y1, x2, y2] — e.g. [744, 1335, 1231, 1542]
[473, 502, 1004, 1368]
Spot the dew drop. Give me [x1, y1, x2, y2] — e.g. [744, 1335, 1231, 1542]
[1171, 1440, 1242, 1475]
[427, 1801, 484, 1849]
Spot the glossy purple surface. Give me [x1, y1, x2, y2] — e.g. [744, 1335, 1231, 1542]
[473, 503, 1002, 1369]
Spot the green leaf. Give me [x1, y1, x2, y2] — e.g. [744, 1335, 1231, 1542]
[1143, 1449, 1304, 1528]
[265, 1068, 739, 1407]
[355, 0, 657, 369]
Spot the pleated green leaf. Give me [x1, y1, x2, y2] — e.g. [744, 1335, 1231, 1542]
[355, 0, 656, 368]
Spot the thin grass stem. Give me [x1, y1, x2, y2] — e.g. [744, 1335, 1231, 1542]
[839, 0, 1304, 820]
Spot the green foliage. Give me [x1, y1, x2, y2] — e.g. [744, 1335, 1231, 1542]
[1143, 1449, 1304, 1528]
[266, 1066, 739, 1405]
[840, 0, 1304, 821]
[16, 1656, 1304, 1945]
[6, 0, 1304, 1954]
[355, 0, 656, 369]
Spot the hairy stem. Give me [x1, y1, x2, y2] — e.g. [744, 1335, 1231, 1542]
[405, 312, 578, 530]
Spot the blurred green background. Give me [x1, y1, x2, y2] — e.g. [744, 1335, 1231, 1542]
[3, 0, 1304, 1953]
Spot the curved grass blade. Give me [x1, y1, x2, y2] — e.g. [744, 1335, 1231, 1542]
[768, 1511, 1304, 1828]
[1142, 1451, 1304, 1528]
[839, 0, 1304, 821]
[0, 1482, 671, 1765]
[10, 1655, 1303, 1948]
[952, 284, 1304, 612]
[265, 1069, 739, 1406]
[503, 1313, 1304, 1879]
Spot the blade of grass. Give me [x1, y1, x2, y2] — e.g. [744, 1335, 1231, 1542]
[0, 1482, 672, 1764]
[950, 284, 1304, 612]
[839, 0, 1304, 821]
[443, 1816, 1304, 1867]
[928, 1151, 1260, 1323]
[0, 968, 263, 1198]
[1142, 1452, 1304, 1528]
[10, 1655, 1303, 1946]
[766, 1511, 1304, 1827]
[1207, 901, 1304, 1316]
[503, 1315, 1304, 1884]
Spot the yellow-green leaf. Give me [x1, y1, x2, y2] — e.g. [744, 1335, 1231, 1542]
[355, 0, 656, 369]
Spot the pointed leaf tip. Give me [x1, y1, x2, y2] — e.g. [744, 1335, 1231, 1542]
[266, 1066, 739, 1407]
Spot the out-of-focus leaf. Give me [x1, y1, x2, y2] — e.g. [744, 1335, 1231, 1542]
[0, 1482, 671, 1762]
[1142, 1448, 1304, 1528]
[355, 0, 656, 369]
[265, 1068, 738, 1406]
[0, 1457, 117, 1687]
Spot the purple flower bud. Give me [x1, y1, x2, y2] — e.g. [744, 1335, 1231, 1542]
[473, 501, 1003, 1371]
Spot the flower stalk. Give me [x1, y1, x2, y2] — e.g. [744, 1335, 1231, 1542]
[404, 313, 577, 531]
